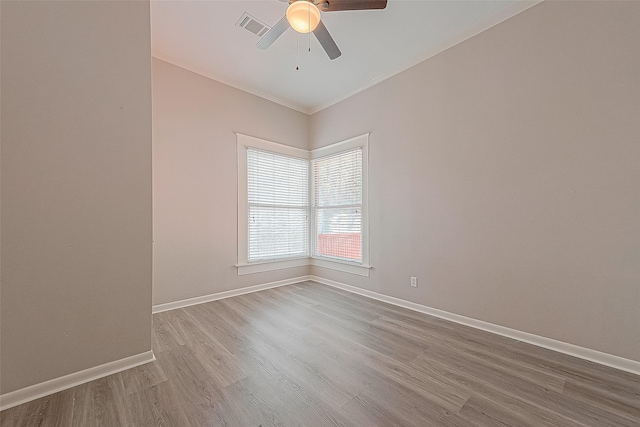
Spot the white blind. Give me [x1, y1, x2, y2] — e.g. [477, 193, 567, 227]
[312, 148, 363, 262]
[247, 149, 309, 261]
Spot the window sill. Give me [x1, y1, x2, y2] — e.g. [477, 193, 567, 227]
[310, 257, 371, 277]
[236, 257, 371, 277]
[236, 258, 309, 276]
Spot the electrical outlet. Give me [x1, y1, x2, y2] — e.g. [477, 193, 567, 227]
[410, 277, 417, 287]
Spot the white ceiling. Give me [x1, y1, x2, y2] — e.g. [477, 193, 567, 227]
[151, 0, 539, 114]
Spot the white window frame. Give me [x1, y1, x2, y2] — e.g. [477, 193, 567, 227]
[237, 134, 310, 275]
[236, 133, 371, 277]
[310, 134, 370, 276]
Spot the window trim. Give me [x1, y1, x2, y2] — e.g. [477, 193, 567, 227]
[236, 133, 370, 277]
[310, 134, 370, 270]
[237, 134, 310, 275]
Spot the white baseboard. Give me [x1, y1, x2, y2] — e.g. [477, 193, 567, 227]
[0, 277, 309, 411]
[8, 273, 634, 412]
[309, 275, 640, 377]
[0, 350, 156, 411]
[152, 275, 311, 314]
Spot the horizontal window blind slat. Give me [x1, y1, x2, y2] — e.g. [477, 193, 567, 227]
[249, 203, 309, 210]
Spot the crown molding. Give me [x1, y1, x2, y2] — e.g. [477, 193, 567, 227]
[152, 52, 311, 115]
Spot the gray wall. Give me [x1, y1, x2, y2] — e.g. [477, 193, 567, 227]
[152, 58, 309, 306]
[1, 1, 153, 394]
[309, 1, 640, 362]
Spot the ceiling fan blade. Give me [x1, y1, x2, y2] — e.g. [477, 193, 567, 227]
[313, 20, 341, 60]
[319, 0, 387, 12]
[256, 15, 289, 50]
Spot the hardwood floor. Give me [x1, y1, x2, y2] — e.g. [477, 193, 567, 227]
[2, 281, 639, 426]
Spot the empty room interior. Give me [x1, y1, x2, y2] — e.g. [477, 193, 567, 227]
[1, 0, 639, 426]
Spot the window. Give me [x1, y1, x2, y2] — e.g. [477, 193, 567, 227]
[309, 134, 369, 274]
[311, 149, 363, 262]
[237, 133, 369, 276]
[237, 134, 310, 274]
[247, 149, 308, 261]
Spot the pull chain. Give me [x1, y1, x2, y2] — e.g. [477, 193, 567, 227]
[296, 32, 299, 70]
[295, 1, 316, 70]
[308, 2, 311, 52]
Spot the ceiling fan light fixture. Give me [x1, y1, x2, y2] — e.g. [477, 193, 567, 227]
[286, 1, 321, 34]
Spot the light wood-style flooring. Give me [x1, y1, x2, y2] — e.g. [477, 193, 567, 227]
[2, 281, 639, 426]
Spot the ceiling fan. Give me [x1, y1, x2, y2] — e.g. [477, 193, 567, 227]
[257, 0, 387, 60]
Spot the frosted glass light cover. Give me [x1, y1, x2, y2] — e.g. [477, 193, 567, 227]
[286, 1, 321, 34]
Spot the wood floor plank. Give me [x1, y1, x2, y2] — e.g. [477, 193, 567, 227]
[285, 285, 383, 323]
[238, 348, 354, 426]
[562, 377, 640, 422]
[218, 295, 324, 353]
[241, 290, 326, 335]
[210, 377, 277, 427]
[185, 333, 249, 388]
[513, 339, 640, 386]
[120, 359, 168, 396]
[312, 331, 471, 412]
[269, 284, 322, 309]
[458, 395, 542, 427]
[416, 347, 639, 427]
[300, 282, 459, 331]
[220, 374, 301, 427]
[372, 315, 567, 392]
[339, 395, 406, 427]
[241, 333, 356, 409]
[0, 388, 75, 427]
[154, 347, 226, 427]
[301, 302, 427, 363]
[354, 376, 471, 427]
[70, 375, 129, 427]
[3, 281, 640, 427]
[152, 312, 186, 353]
[409, 352, 586, 427]
[181, 303, 251, 355]
[126, 381, 192, 427]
